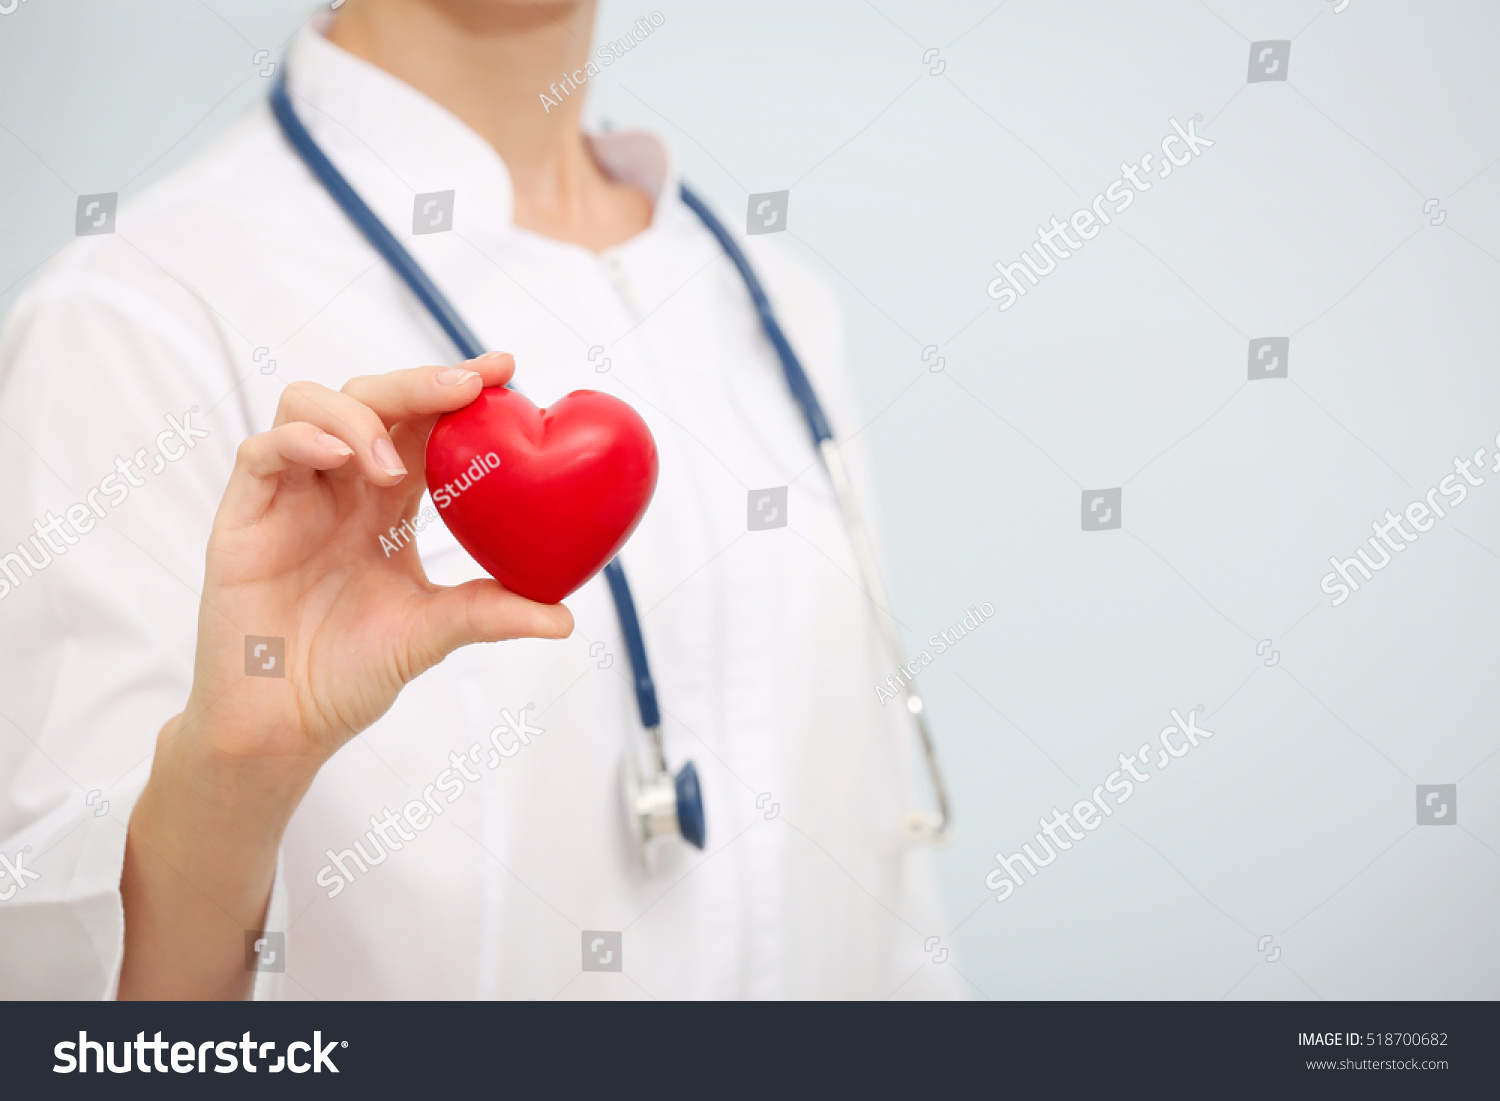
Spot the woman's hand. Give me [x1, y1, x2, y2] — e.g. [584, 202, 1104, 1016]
[120, 352, 571, 1000]
[182, 351, 571, 769]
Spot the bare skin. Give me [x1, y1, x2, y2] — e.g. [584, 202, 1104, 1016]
[328, 0, 652, 248]
[119, 0, 649, 1000]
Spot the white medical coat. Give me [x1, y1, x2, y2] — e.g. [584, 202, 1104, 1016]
[0, 20, 956, 1000]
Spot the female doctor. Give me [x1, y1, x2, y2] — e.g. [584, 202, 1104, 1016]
[0, 0, 954, 1000]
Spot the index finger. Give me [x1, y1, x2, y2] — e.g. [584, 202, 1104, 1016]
[342, 351, 515, 427]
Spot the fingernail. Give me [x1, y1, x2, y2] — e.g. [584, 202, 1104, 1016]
[316, 432, 354, 456]
[373, 437, 406, 478]
[436, 367, 481, 386]
[472, 350, 510, 363]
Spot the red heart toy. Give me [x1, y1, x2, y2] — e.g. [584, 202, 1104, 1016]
[424, 387, 658, 604]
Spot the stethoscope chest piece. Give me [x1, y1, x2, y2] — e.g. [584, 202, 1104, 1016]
[624, 745, 705, 867]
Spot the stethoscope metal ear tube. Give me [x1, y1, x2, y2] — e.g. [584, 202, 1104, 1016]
[270, 70, 949, 865]
[680, 187, 954, 845]
[818, 439, 952, 843]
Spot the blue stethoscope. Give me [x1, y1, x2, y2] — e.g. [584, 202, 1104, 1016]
[269, 73, 951, 866]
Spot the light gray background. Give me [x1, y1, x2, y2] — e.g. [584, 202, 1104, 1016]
[2, 0, 1497, 999]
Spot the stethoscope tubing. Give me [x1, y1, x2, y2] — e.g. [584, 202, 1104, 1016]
[268, 70, 951, 843]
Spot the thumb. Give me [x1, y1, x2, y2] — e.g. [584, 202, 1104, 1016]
[407, 579, 574, 671]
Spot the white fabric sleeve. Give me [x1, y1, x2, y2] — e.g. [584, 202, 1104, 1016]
[0, 251, 287, 999]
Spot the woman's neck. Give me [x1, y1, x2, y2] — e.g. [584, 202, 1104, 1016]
[327, 0, 650, 250]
